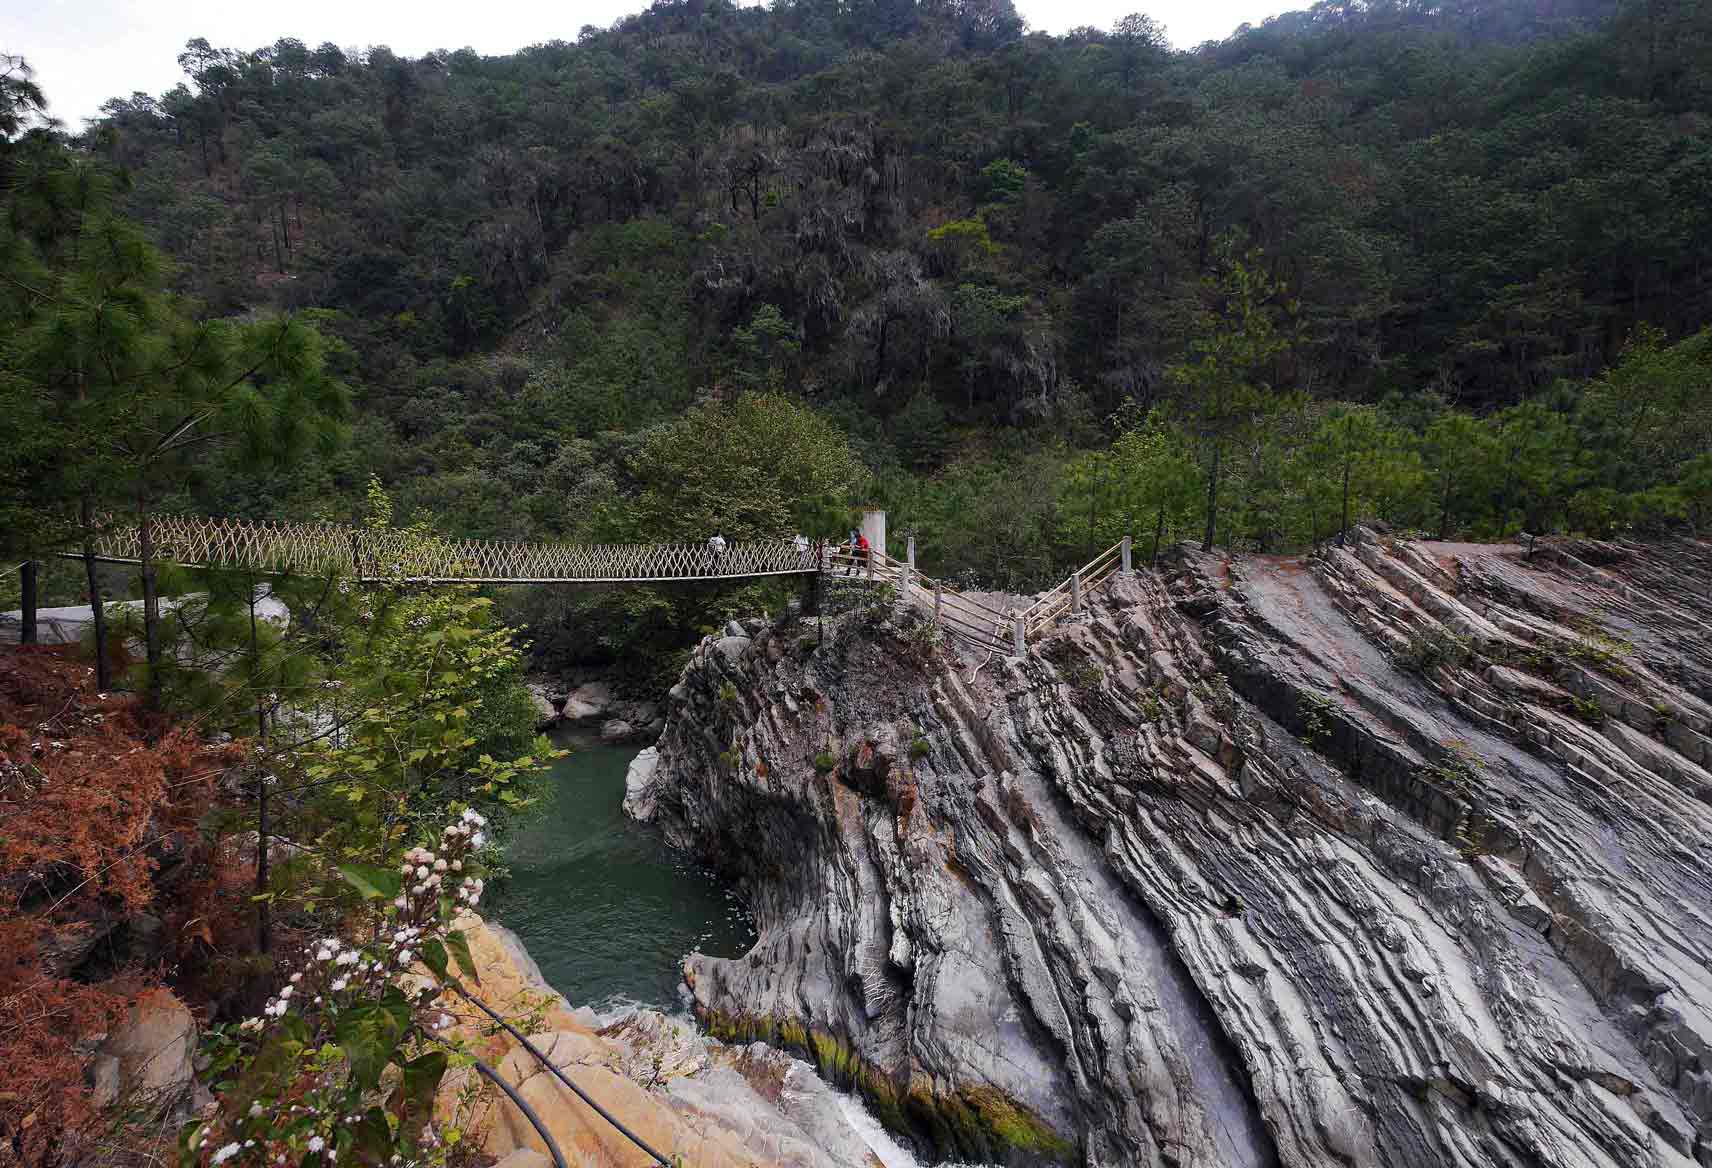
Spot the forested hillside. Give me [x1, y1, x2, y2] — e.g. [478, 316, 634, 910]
[6, 0, 1712, 666]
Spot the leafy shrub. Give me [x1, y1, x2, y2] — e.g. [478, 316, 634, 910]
[186, 814, 493, 1168]
[1397, 628, 1473, 673]
[813, 752, 836, 773]
[1298, 691, 1336, 746]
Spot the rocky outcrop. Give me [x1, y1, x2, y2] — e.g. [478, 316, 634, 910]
[91, 988, 197, 1116]
[437, 913, 887, 1167]
[633, 533, 1712, 1167]
[528, 678, 666, 742]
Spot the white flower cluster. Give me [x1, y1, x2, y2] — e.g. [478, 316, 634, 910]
[442, 807, 487, 851]
[211, 812, 491, 1162]
[399, 844, 446, 897]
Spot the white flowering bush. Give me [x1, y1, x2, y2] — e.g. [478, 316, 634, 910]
[180, 811, 493, 1168]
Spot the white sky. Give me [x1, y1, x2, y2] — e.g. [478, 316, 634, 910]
[6, 0, 1292, 129]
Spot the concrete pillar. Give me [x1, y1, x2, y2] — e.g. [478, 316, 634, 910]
[900, 558, 911, 600]
[1012, 609, 1026, 655]
[906, 534, 916, 569]
[1121, 535, 1132, 575]
[861, 508, 887, 561]
[1071, 571, 1083, 614]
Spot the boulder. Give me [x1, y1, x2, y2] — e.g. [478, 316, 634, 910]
[599, 719, 634, 744]
[525, 684, 559, 727]
[622, 748, 660, 821]
[96, 988, 196, 1115]
[562, 682, 613, 722]
[490, 1151, 551, 1168]
[435, 914, 891, 1168]
[713, 636, 751, 665]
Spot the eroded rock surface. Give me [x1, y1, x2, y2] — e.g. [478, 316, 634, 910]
[438, 913, 886, 1167]
[633, 533, 1712, 1167]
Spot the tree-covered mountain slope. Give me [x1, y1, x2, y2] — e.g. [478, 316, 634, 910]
[88, 0, 1709, 436]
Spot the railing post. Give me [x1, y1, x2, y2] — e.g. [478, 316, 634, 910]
[1011, 608, 1026, 655]
[1071, 570, 1083, 614]
[19, 561, 37, 645]
[1121, 535, 1132, 575]
[907, 535, 916, 570]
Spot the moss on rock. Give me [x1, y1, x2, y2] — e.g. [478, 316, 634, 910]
[694, 1006, 1074, 1164]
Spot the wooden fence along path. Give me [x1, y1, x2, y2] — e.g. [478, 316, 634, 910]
[68, 514, 1134, 649]
[826, 546, 1015, 654]
[827, 536, 1133, 654]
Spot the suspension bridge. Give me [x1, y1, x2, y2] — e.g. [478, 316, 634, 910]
[37, 511, 1137, 654]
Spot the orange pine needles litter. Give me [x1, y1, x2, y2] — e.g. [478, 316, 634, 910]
[0, 646, 246, 1167]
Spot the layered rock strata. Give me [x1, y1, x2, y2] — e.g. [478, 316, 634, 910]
[629, 533, 1712, 1167]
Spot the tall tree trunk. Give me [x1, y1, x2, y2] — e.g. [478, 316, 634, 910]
[79, 496, 111, 692]
[278, 201, 291, 257]
[250, 585, 271, 954]
[1153, 505, 1165, 566]
[1201, 441, 1221, 553]
[256, 775, 271, 954]
[1338, 460, 1351, 547]
[137, 494, 163, 709]
[19, 561, 37, 645]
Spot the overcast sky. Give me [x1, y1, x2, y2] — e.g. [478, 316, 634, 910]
[6, 0, 1292, 129]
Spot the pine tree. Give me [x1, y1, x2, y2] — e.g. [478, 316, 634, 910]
[1167, 241, 1296, 552]
[5, 157, 348, 700]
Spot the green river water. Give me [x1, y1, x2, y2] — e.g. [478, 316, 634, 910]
[491, 737, 978, 1168]
[489, 738, 757, 1011]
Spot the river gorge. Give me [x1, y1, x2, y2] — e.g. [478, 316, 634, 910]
[465, 530, 1712, 1168]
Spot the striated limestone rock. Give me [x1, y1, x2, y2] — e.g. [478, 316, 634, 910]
[639, 533, 1712, 1167]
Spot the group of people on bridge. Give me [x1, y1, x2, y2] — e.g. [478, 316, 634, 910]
[700, 529, 870, 575]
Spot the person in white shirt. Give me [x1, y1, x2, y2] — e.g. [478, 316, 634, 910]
[706, 531, 727, 575]
[792, 532, 810, 567]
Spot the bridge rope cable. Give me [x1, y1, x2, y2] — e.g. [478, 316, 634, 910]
[55, 514, 1130, 645]
[447, 981, 675, 1168]
[63, 513, 822, 583]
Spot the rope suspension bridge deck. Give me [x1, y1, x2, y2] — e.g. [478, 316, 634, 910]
[67, 514, 822, 584]
[57, 514, 1137, 649]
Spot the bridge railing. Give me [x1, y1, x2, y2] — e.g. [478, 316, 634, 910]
[1017, 540, 1126, 640]
[825, 547, 1011, 653]
[830, 538, 1135, 652]
[76, 514, 822, 583]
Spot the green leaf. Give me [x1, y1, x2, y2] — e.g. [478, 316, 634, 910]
[339, 863, 402, 901]
[388, 1050, 448, 1141]
[232, 1029, 303, 1118]
[419, 938, 449, 979]
[445, 929, 480, 984]
[349, 1107, 392, 1168]
[335, 998, 408, 1092]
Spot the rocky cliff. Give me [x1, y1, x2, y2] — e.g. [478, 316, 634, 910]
[627, 533, 1712, 1168]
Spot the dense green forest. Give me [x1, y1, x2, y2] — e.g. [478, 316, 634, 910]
[5, 0, 1711, 673]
